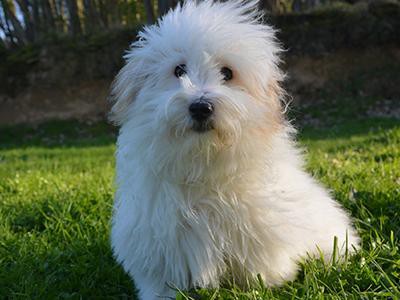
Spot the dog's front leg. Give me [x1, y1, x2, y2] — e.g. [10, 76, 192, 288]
[134, 275, 178, 300]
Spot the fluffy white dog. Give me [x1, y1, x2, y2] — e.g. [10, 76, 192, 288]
[110, 1, 359, 299]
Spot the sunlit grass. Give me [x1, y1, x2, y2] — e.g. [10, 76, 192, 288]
[0, 117, 399, 299]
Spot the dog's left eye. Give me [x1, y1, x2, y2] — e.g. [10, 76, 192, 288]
[174, 64, 187, 78]
[221, 67, 233, 81]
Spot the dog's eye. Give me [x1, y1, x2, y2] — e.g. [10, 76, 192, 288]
[221, 67, 233, 81]
[174, 64, 186, 78]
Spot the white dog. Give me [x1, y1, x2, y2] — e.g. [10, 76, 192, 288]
[110, 1, 359, 299]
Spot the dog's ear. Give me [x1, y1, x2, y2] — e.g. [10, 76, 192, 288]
[109, 51, 147, 125]
[266, 78, 286, 117]
[252, 75, 287, 132]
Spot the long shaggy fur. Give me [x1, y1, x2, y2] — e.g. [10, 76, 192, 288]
[110, 1, 360, 299]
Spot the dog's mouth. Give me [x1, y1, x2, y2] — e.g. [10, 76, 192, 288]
[192, 120, 214, 133]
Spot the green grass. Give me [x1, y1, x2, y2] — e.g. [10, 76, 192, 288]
[0, 113, 399, 298]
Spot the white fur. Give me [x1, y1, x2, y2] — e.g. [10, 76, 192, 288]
[110, 1, 360, 299]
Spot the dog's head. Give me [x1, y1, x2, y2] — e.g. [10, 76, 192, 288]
[111, 0, 285, 178]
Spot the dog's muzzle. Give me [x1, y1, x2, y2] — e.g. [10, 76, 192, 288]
[189, 97, 214, 132]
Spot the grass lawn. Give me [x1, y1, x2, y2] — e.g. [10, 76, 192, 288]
[0, 110, 399, 298]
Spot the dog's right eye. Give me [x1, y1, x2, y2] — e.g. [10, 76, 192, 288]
[174, 64, 186, 78]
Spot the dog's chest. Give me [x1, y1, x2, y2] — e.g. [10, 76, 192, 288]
[113, 175, 270, 287]
[166, 187, 268, 285]
[176, 187, 261, 246]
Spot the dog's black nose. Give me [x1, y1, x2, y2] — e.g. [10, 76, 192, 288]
[189, 99, 214, 122]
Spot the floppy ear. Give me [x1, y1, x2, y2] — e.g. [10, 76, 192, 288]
[109, 52, 147, 125]
[266, 77, 286, 115]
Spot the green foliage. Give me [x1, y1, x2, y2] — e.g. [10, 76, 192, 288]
[0, 44, 40, 96]
[0, 112, 399, 298]
[310, 1, 363, 15]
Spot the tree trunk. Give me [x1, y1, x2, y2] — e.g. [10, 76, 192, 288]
[65, 0, 82, 35]
[158, 0, 168, 16]
[15, 0, 36, 42]
[84, 0, 98, 33]
[0, 0, 28, 44]
[42, 0, 55, 30]
[259, 0, 280, 14]
[0, 17, 15, 46]
[143, 0, 155, 24]
[51, 0, 66, 33]
[31, 0, 42, 37]
[96, 0, 110, 28]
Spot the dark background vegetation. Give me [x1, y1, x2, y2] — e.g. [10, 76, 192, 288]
[0, 0, 399, 125]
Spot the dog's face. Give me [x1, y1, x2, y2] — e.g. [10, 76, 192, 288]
[111, 1, 284, 171]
